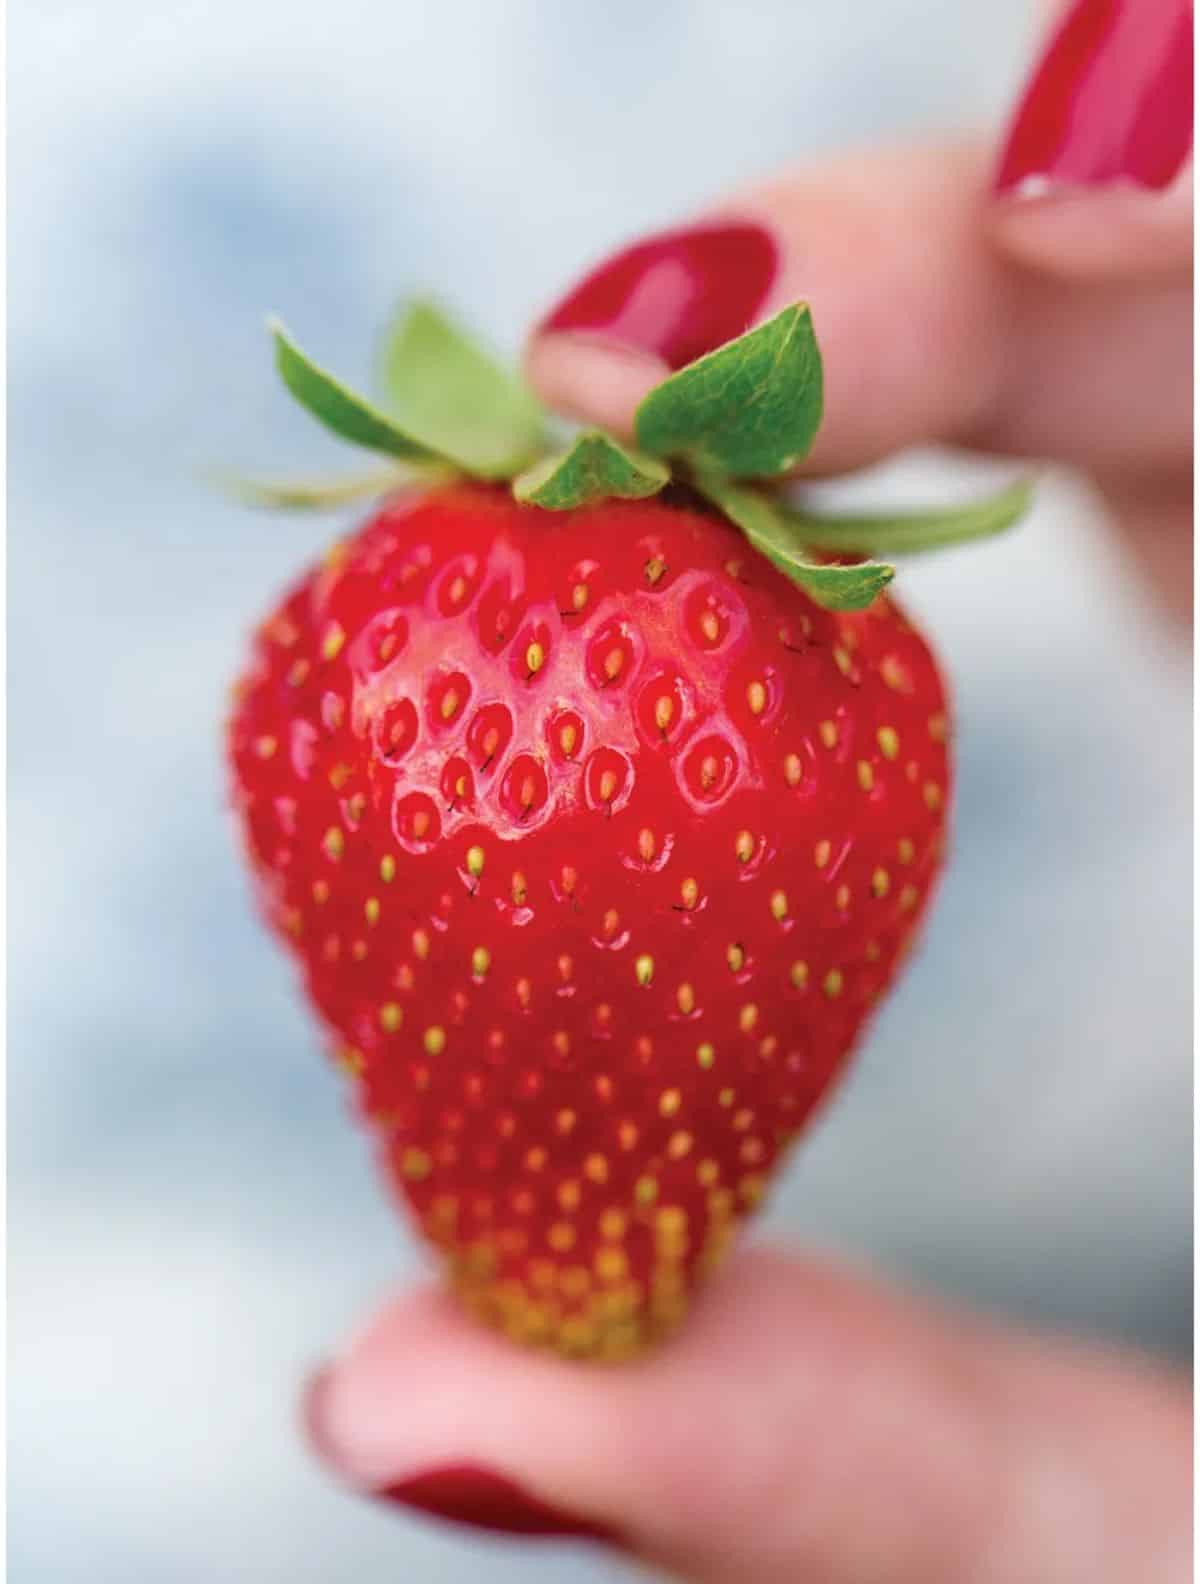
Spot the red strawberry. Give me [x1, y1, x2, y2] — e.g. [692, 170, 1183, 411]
[229, 481, 950, 1355]
[226, 300, 1026, 1355]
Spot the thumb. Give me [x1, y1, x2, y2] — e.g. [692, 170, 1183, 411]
[305, 1248, 1189, 1583]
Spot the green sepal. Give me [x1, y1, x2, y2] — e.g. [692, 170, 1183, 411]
[216, 465, 417, 511]
[269, 318, 454, 467]
[635, 303, 823, 479]
[380, 300, 547, 479]
[513, 432, 670, 510]
[779, 476, 1034, 555]
[695, 474, 894, 612]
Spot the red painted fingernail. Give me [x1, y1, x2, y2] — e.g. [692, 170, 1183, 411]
[994, 0, 1193, 196]
[376, 1462, 620, 1543]
[539, 221, 779, 370]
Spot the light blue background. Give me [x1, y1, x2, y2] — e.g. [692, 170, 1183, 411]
[10, 2, 1190, 1580]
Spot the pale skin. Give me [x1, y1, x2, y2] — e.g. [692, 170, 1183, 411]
[308, 139, 1192, 1582]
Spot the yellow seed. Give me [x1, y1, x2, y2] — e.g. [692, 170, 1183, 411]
[668, 1130, 693, 1160]
[696, 1041, 716, 1069]
[770, 890, 788, 921]
[747, 680, 768, 716]
[548, 1222, 576, 1252]
[735, 830, 755, 863]
[595, 1246, 628, 1282]
[897, 837, 916, 865]
[759, 1035, 778, 1060]
[600, 1208, 627, 1240]
[424, 1025, 447, 1055]
[557, 1179, 581, 1211]
[814, 839, 831, 869]
[570, 581, 589, 612]
[900, 884, 920, 911]
[557, 952, 573, 981]
[857, 760, 875, 791]
[321, 623, 345, 661]
[784, 752, 803, 786]
[556, 1107, 576, 1135]
[525, 640, 545, 675]
[833, 645, 853, 676]
[680, 876, 699, 910]
[881, 655, 908, 691]
[637, 828, 656, 862]
[835, 884, 850, 910]
[379, 1002, 402, 1033]
[254, 735, 277, 759]
[732, 1107, 754, 1132]
[644, 555, 667, 585]
[739, 1003, 759, 1033]
[634, 1176, 658, 1206]
[635, 954, 654, 986]
[287, 658, 310, 686]
[598, 769, 618, 803]
[472, 945, 491, 977]
[411, 810, 430, 838]
[676, 982, 696, 1015]
[923, 781, 943, 811]
[819, 719, 838, 748]
[654, 694, 675, 733]
[516, 977, 532, 1008]
[697, 1159, 720, 1187]
[322, 826, 344, 860]
[871, 868, 890, 898]
[617, 1119, 639, 1150]
[699, 610, 721, 643]
[603, 647, 624, 681]
[659, 1088, 682, 1117]
[865, 940, 882, 962]
[400, 1147, 431, 1181]
[439, 687, 461, 721]
[312, 880, 330, 905]
[525, 1146, 548, 1172]
[823, 969, 844, 998]
[602, 908, 620, 938]
[560, 722, 578, 756]
[718, 1088, 735, 1108]
[413, 928, 431, 960]
[928, 712, 948, 743]
[466, 844, 485, 878]
[877, 726, 900, 759]
[511, 872, 528, 904]
[790, 960, 809, 988]
[364, 897, 380, 925]
[726, 943, 745, 973]
[584, 1153, 609, 1184]
[379, 854, 396, 883]
[552, 1030, 571, 1059]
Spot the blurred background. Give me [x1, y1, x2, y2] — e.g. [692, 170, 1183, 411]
[8, 1, 1191, 1579]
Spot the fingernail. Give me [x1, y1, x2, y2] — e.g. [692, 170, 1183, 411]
[539, 220, 779, 370]
[377, 1463, 620, 1543]
[993, 0, 1193, 196]
[304, 1370, 618, 1546]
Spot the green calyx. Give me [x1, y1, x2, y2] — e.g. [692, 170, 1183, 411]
[239, 298, 1033, 612]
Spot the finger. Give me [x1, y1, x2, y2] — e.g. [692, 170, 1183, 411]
[524, 141, 1190, 479]
[526, 140, 1011, 477]
[306, 1248, 1190, 1583]
[988, 0, 1192, 280]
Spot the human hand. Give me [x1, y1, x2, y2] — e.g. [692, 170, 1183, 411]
[304, 3, 1193, 1577]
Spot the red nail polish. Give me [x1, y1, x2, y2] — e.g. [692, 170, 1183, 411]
[994, 0, 1193, 195]
[540, 221, 779, 370]
[377, 1462, 619, 1543]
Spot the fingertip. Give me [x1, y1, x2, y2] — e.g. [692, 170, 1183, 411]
[987, 170, 1193, 280]
[522, 331, 666, 440]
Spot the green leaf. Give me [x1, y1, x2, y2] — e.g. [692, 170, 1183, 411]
[512, 432, 670, 510]
[380, 300, 547, 479]
[215, 465, 416, 511]
[778, 476, 1034, 555]
[695, 474, 894, 612]
[634, 303, 823, 479]
[269, 318, 449, 465]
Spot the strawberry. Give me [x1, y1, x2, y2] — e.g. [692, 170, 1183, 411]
[227, 301, 1029, 1356]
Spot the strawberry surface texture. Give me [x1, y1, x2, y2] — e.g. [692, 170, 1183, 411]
[228, 482, 950, 1357]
